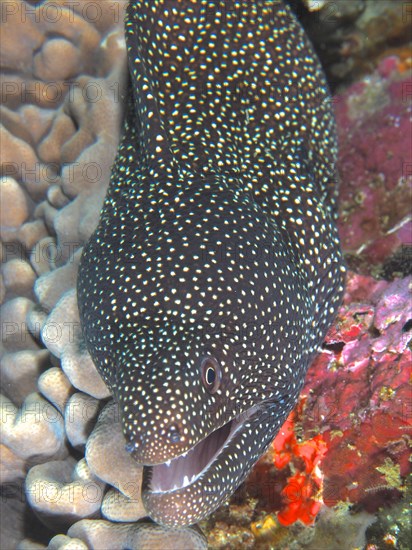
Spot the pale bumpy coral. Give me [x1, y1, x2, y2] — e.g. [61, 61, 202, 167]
[85, 402, 143, 502]
[64, 393, 101, 450]
[47, 520, 208, 550]
[1, 350, 50, 406]
[38, 368, 73, 416]
[25, 458, 106, 530]
[1, 1, 129, 547]
[1, 393, 67, 464]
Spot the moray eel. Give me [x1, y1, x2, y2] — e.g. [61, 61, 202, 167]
[77, 0, 345, 527]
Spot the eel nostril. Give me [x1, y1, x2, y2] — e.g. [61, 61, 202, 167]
[167, 424, 181, 444]
[125, 441, 135, 454]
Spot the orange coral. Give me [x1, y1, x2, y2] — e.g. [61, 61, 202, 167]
[272, 411, 327, 526]
[278, 473, 322, 526]
[272, 415, 295, 470]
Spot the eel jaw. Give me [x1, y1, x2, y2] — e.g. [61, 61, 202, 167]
[141, 404, 266, 526]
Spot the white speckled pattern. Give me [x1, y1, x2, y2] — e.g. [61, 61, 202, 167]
[78, 0, 345, 527]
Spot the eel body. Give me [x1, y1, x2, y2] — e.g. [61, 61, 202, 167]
[78, 0, 345, 526]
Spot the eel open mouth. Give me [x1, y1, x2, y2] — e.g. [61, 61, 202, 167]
[145, 404, 261, 494]
[141, 401, 287, 526]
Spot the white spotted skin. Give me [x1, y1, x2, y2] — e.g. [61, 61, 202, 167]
[77, 0, 346, 526]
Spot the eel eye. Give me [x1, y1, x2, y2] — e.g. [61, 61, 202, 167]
[201, 356, 221, 394]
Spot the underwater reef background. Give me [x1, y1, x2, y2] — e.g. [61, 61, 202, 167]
[1, 1, 411, 549]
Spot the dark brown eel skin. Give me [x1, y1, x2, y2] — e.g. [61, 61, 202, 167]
[78, 0, 346, 526]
